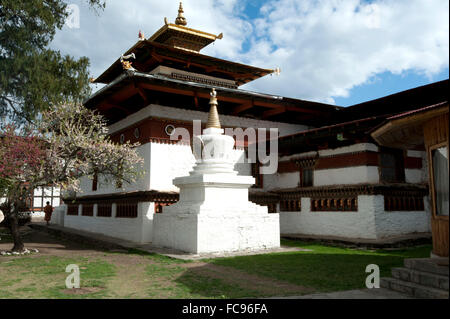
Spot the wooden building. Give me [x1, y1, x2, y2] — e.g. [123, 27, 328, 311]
[372, 102, 449, 257]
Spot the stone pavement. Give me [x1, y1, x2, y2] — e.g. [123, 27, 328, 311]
[268, 288, 414, 299]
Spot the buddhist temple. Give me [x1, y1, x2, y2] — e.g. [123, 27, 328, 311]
[52, 3, 448, 257]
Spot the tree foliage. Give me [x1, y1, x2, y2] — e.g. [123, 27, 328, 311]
[0, 103, 143, 251]
[0, 0, 105, 123]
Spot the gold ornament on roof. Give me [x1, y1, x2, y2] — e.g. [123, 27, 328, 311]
[120, 53, 136, 71]
[175, 2, 187, 26]
[206, 88, 221, 129]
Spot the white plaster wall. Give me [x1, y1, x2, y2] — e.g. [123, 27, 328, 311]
[314, 166, 379, 186]
[153, 210, 280, 254]
[263, 172, 299, 190]
[280, 196, 378, 239]
[280, 195, 431, 240]
[405, 169, 423, 184]
[405, 150, 428, 184]
[62, 202, 154, 243]
[279, 143, 379, 162]
[319, 143, 379, 156]
[149, 142, 195, 192]
[149, 142, 252, 192]
[78, 143, 151, 197]
[373, 196, 431, 238]
[107, 104, 309, 137]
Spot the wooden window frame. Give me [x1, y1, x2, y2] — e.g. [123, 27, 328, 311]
[81, 204, 94, 217]
[116, 202, 138, 218]
[378, 147, 405, 183]
[97, 204, 112, 217]
[92, 172, 98, 191]
[428, 141, 449, 221]
[299, 167, 314, 187]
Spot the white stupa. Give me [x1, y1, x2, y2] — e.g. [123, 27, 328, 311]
[152, 88, 280, 254]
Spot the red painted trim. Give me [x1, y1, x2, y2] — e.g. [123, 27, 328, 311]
[315, 151, 379, 170]
[404, 156, 423, 169]
[278, 151, 380, 173]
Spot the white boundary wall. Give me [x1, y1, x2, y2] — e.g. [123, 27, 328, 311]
[280, 195, 431, 239]
[60, 202, 154, 243]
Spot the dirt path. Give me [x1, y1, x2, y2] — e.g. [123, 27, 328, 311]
[180, 262, 314, 296]
[1, 227, 312, 298]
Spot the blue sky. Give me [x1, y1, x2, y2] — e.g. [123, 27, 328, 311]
[52, 0, 449, 107]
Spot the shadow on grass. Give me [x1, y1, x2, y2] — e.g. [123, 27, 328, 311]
[171, 241, 432, 297]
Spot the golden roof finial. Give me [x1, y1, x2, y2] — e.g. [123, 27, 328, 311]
[175, 2, 187, 26]
[206, 88, 221, 129]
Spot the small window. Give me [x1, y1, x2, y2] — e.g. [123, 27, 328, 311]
[82, 204, 94, 216]
[92, 172, 98, 191]
[116, 203, 138, 218]
[119, 134, 125, 144]
[134, 128, 140, 139]
[432, 146, 449, 216]
[97, 204, 112, 217]
[379, 148, 405, 183]
[300, 168, 313, 187]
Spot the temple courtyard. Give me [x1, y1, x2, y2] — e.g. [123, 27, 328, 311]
[0, 224, 431, 299]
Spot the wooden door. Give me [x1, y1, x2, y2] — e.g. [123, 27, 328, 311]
[424, 113, 449, 257]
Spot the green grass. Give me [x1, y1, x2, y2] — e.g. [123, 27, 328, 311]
[208, 239, 432, 293]
[0, 256, 116, 298]
[0, 240, 432, 298]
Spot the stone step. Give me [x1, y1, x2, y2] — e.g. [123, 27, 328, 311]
[392, 267, 449, 291]
[404, 258, 449, 277]
[381, 277, 449, 299]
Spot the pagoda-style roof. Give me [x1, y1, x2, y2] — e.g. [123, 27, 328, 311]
[94, 40, 274, 86]
[85, 70, 340, 126]
[149, 22, 222, 53]
[148, 1, 223, 53]
[94, 2, 274, 86]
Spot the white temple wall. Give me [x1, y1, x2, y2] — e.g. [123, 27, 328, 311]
[280, 196, 377, 239]
[373, 196, 431, 237]
[78, 143, 151, 196]
[148, 142, 251, 192]
[61, 202, 155, 243]
[314, 166, 380, 186]
[405, 150, 428, 184]
[279, 195, 431, 239]
[263, 172, 299, 190]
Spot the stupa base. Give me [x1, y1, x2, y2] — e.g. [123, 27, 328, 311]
[152, 207, 280, 254]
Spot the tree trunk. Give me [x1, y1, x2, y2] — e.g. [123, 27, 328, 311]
[8, 214, 24, 252]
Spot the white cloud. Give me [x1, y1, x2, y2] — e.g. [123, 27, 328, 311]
[241, 0, 449, 103]
[51, 0, 449, 104]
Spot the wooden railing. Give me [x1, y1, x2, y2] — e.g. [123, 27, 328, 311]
[97, 204, 112, 217]
[311, 197, 358, 212]
[384, 196, 424, 211]
[81, 204, 94, 216]
[116, 203, 138, 218]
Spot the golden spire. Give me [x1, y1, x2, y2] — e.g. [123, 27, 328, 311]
[175, 2, 187, 26]
[206, 88, 221, 129]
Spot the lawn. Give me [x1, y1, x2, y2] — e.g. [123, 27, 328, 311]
[0, 230, 432, 299]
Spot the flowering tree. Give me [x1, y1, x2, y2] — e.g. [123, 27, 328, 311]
[0, 103, 143, 252]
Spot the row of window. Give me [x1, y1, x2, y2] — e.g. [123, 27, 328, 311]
[252, 148, 409, 189]
[67, 203, 138, 218]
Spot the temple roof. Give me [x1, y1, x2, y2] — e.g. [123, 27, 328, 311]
[94, 40, 274, 86]
[86, 70, 340, 126]
[94, 2, 274, 86]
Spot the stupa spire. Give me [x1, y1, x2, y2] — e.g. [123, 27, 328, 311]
[175, 2, 187, 26]
[206, 88, 221, 129]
